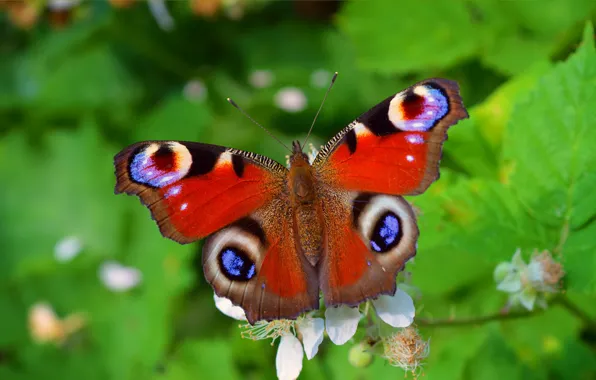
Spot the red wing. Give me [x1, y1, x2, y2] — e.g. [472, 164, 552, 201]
[319, 191, 418, 307]
[202, 209, 319, 324]
[114, 141, 287, 243]
[314, 78, 468, 196]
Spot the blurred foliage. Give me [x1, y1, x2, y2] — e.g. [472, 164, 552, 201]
[1, 0, 596, 379]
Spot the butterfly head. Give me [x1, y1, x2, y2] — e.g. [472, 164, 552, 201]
[289, 140, 311, 166]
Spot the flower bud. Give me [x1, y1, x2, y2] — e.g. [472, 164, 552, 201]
[349, 341, 374, 368]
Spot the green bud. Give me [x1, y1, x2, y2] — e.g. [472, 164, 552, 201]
[349, 341, 374, 368]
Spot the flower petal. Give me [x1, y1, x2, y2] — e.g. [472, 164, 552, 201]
[297, 317, 324, 360]
[213, 294, 246, 321]
[519, 287, 537, 311]
[325, 306, 361, 345]
[526, 261, 544, 285]
[496, 273, 522, 293]
[511, 248, 526, 269]
[98, 261, 142, 292]
[276, 334, 303, 380]
[493, 262, 513, 282]
[372, 289, 415, 328]
[54, 236, 83, 262]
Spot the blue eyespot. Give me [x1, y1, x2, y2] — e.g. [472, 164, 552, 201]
[396, 86, 449, 132]
[370, 212, 402, 253]
[219, 247, 256, 281]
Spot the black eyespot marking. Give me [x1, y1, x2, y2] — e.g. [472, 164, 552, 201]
[232, 154, 245, 178]
[357, 96, 396, 136]
[345, 128, 357, 154]
[218, 247, 256, 281]
[187, 145, 225, 176]
[352, 193, 374, 227]
[370, 211, 402, 253]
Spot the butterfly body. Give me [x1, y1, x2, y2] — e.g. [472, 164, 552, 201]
[114, 78, 468, 323]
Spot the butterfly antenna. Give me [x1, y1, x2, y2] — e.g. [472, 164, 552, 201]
[302, 71, 338, 148]
[227, 98, 293, 153]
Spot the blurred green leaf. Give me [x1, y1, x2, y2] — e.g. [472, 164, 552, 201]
[134, 94, 212, 142]
[337, 0, 478, 74]
[0, 121, 127, 282]
[463, 332, 537, 380]
[155, 340, 241, 380]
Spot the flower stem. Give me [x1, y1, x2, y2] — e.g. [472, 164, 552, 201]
[556, 296, 596, 330]
[416, 309, 537, 328]
[416, 296, 596, 329]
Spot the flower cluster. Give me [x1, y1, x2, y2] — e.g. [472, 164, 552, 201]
[494, 248, 564, 311]
[215, 286, 427, 379]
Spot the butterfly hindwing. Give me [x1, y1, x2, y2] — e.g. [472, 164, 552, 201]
[114, 140, 287, 243]
[314, 78, 468, 196]
[318, 189, 418, 307]
[202, 202, 320, 324]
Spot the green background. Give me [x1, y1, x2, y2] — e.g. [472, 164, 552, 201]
[1, 0, 596, 379]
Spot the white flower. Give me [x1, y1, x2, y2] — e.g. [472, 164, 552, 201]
[236, 314, 324, 380]
[183, 79, 208, 102]
[310, 69, 332, 89]
[249, 70, 274, 88]
[214, 294, 246, 321]
[148, 0, 174, 31]
[54, 236, 83, 262]
[372, 289, 415, 328]
[494, 249, 564, 311]
[274, 316, 324, 379]
[325, 289, 416, 345]
[325, 305, 361, 345]
[275, 87, 307, 113]
[47, 0, 78, 10]
[276, 334, 303, 380]
[297, 316, 324, 359]
[99, 261, 142, 292]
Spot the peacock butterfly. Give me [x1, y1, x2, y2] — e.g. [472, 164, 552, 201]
[114, 78, 468, 324]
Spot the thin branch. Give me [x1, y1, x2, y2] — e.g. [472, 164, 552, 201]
[416, 309, 538, 328]
[416, 296, 596, 329]
[556, 295, 596, 329]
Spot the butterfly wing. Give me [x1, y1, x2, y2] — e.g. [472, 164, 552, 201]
[202, 204, 319, 324]
[314, 78, 468, 307]
[114, 141, 287, 243]
[313, 78, 468, 195]
[318, 191, 418, 307]
[114, 141, 319, 323]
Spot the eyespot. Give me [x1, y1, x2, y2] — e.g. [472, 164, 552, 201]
[370, 211, 402, 253]
[387, 84, 449, 132]
[129, 142, 192, 188]
[352, 194, 416, 256]
[202, 220, 266, 285]
[218, 247, 257, 281]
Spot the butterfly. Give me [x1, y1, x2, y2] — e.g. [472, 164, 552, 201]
[114, 78, 468, 324]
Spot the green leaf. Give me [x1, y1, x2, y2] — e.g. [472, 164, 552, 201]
[564, 221, 596, 292]
[337, 0, 478, 74]
[134, 94, 212, 142]
[504, 23, 596, 230]
[13, 43, 140, 119]
[0, 121, 127, 282]
[422, 327, 489, 380]
[155, 340, 241, 380]
[463, 332, 539, 380]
